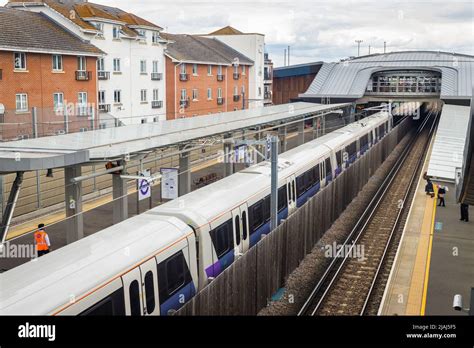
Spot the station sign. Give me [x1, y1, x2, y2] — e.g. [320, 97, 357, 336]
[138, 169, 151, 201]
[161, 168, 178, 200]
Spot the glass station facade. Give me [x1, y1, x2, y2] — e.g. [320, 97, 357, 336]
[366, 70, 441, 95]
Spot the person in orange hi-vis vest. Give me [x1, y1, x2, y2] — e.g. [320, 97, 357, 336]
[34, 223, 51, 257]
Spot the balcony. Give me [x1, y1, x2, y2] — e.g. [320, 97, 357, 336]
[151, 72, 163, 81]
[233, 95, 240, 102]
[217, 97, 225, 105]
[97, 71, 110, 80]
[152, 100, 163, 109]
[180, 99, 189, 108]
[76, 71, 92, 81]
[233, 73, 240, 80]
[98, 103, 111, 112]
[264, 91, 272, 100]
[179, 73, 189, 81]
[76, 105, 93, 116]
[217, 74, 225, 81]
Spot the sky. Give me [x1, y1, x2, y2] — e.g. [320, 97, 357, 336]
[37, 0, 474, 67]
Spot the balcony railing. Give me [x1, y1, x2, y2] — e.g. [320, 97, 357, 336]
[217, 97, 225, 105]
[98, 103, 111, 112]
[264, 92, 272, 100]
[233, 73, 240, 80]
[76, 106, 93, 116]
[76, 71, 92, 81]
[179, 73, 189, 81]
[151, 72, 163, 81]
[97, 71, 110, 80]
[180, 99, 189, 108]
[152, 100, 163, 109]
[233, 95, 240, 102]
[217, 74, 225, 81]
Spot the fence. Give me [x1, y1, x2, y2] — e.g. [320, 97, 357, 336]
[175, 117, 412, 315]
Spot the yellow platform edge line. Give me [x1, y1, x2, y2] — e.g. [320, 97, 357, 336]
[420, 187, 437, 315]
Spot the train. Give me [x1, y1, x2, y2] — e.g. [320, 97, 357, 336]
[0, 110, 392, 315]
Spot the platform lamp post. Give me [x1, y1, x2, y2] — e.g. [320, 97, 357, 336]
[453, 288, 474, 315]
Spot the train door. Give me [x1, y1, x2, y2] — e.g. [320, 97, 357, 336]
[139, 258, 160, 315]
[232, 203, 249, 258]
[287, 175, 297, 213]
[122, 268, 144, 316]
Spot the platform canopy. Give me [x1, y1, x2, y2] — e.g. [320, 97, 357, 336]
[0, 102, 349, 174]
[427, 104, 471, 182]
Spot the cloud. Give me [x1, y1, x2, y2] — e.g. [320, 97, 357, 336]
[84, 0, 474, 66]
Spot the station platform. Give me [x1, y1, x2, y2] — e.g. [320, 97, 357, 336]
[380, 137, 474, 315]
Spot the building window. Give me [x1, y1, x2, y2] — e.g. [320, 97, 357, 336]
[233, 65, 238, 74]
[97, 58, 105, 72]
[152, 60, 159, 73]
[14, 52, 26, 70]
[217, 87, 222, 98]
[258, 87, 262, 96]
[234, 86, 238, 96]
[180, 64, 186, 74]
[15, 93, 28, 112]
[113, 58, 121, 72]
[140, 60, 147, 74]
[113, 25, 120, 39]
[192, 89, 198, 101]
[180, 89, 187, 101]
[152, 31, 160, 44]
[208, 65, 212, 76]
[242, 65, 246, 75]
[153, 89, 159, 101]
[93, 22, 104, 34]
[77, 56, 86, 71]
[207, 88, 212, 100]
[52, 55, 63, 71]
[241, 85, 246, 95]
[114, 90, 122, 104]
[53, 92, 64, 112]
[78, 92, 88, 115]
[137, 29, 146, 38]
[98, 90, 106, 104]
[192, 64, 198, 75]
[217, 65, 222, 75]
[140, 89, 147, 102]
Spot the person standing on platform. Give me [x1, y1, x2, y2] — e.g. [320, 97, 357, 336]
[460, 203, 469, 222]
[34, 223, 51, 257]
[425, 179, 435, 198]
[437, 185, 446, 207]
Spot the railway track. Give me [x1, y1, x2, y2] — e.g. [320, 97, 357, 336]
[298, 112, 438, 316]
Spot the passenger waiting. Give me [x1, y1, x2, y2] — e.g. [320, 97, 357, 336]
[425, 179, 435, 198]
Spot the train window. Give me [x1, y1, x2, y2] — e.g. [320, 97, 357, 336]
[242, 211, 248, 240]
[378, 125, 385, 137]
[368, 132, 372, 145]
[314, 165, 320, 183]
[263, 196, 271, 221]
[375, 127, 379, 138]
[347, 142, 357, 157]
[234, 216, 241, 245]
[278, 186, 287, 212]
[336, 151, 342, 167]
[360, 135, 368, 149]
[209, 220, 233, 257]
[296, 175, 305, 197]
[292, 181, 296, 200]
[249, 201, 263, 233]
[158, 250, 192, 305]
[144, 271, 155, 314]
[129, 280, 141, 316]
[325, 158, 332, 176]
[80, 288, 125, 316]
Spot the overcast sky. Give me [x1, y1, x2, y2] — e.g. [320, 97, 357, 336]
[68, 0, 474, 66]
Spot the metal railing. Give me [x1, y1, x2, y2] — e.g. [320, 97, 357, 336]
[75, 71, 92, 81]
[179, 73, 189, 81]
[217, 97, 225, 105]
[97, 71, 110, 80]
[98, 104, 111, 112]
[180, 99, 189, 108]
[233, 95, 240, 102]
[151, 72, 163, 81]
[233, 72, 240, 80]
[217, 74, 225, 81]
[151, 100, 163, 109]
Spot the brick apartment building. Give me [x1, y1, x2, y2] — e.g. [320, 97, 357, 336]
[0, 8, 103, 140]
[163, 34, 253, 119]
